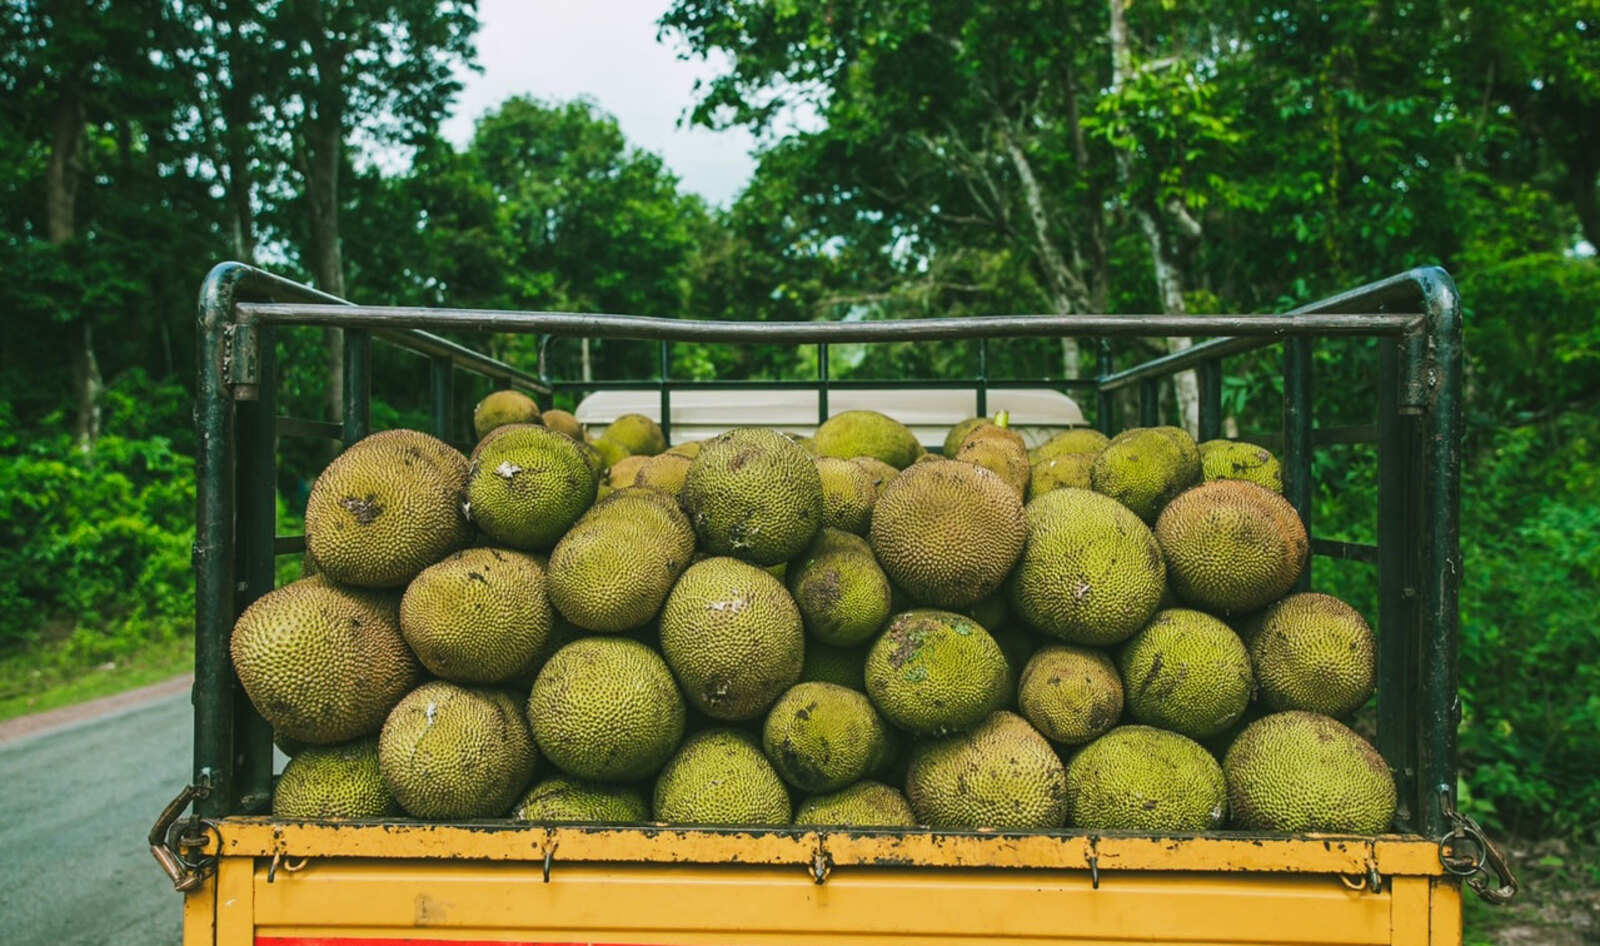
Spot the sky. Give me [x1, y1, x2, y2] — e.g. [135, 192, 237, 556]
[441, 0, 759, 208]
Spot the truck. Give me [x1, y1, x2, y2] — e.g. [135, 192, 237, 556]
[153, 261, 1516, 946]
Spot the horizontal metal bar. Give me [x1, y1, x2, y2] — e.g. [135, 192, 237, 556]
[1236, 425, 1378, 451]
[274, 416, 343, 441]
[1312, 537, 1379, 564]
[274, 535, 306, 556]
[237, 303, 1421, 345]
[369, 328, 550, 397]
[546, 378, 1103, 393]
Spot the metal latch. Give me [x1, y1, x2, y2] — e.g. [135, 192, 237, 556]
[149, 782, 217, 893]
[1438, 788, 1519, 904]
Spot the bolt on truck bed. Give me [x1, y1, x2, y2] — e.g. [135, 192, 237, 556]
[159, 262, 1512, 945]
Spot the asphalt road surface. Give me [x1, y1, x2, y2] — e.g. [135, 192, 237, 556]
[0, 679, 192, 945]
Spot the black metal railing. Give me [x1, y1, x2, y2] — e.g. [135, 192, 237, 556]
[193, 262, 1461, 844]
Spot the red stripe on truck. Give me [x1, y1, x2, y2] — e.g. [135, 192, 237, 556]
[257, 939, 673, 946]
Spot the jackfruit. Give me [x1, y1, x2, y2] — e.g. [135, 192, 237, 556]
[271, 737, 399, 819]
[794, 781, 917, 828]
[906, 711, 1067, 830]
[603, 413, 667, 456]
[1089, 426, 1202, 523]
[1224, 711, 1397, 834]
[814, 410, 923, 469]
[467, 425, 598, 550]
[539, 409, 583, 441]
[527, 637, 686, 781]
[653, 729, 791, 826]
[589, 435, 631, 470]
[231, 576, 421, 745]
[762, 682, 891, 792]
[513, 775, 649, 824]
[851, 456, 900, 494]
[1249, 593, 1376, 718]
[659, 557, 805, 719]
[399, 547, 552, 684]
[1119, 608, 1254, 739]
[955, 424, 1029, 499]
[787, 529, 892, 647]
[1029, 428, 1110, 464]
[864, 609, 1008, 736]
[1155, 480, 1308, 613]
[667, 440, 703, 459]
[800, 641, 869, 692]
[378, 682, 538, 819]
[607, 454, 648, 488]
[305, 429, 471, 588]
[1018, 644, 1123, 746]
[814, 457, 877, 534]
[868, 460, 1026, 608]
[943, 417, 989, 457]
[633, 452, 692, 496]
[1199, 439, 1283, 492]
[1065, 725, 1226, 831]
[1028, 452, 1097, 500]
[474, 390, 541, 440]
[1007, 488, 1166, 646]
[547, 491, 694, 633]
[682, 428, 824, 565]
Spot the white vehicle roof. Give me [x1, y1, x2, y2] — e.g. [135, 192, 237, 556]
[574, 387, 1087, 449]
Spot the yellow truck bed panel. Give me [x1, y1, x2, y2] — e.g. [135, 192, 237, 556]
[188, 821, 1462, 946]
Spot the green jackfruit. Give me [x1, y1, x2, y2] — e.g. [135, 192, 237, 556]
[603, 413, 667, 456]
[473, 390, 541, 440]
[305, 429, 471, 588]
[943, 417, 989, 458]
[231, 576, 421, 745]
[683, 428, 824, 565]
[787, 529, 892, 647]
[864, 609, 1008, 736]
[653, 729, 791, 826]
[1224, 711, 1397, 834]
[814, 411, 924, 469]
[1249, 593, 1376, 717]
[539, 409, 583, 440]
[1028, 452, 1097, 500]
[633, 452, 692, 497]
[762, 682, 891, 792]
[906, 711, 1068, 830]
[467, 425, 598, 551]
[868, 460, 1026, 609]
[527, 637, 686, 781]
[851, 456, 900, 494]
[1018, 644, 1123, 745]
[1029, 428, 1110, 464]
[513, 775, 649, 824]
[794, 781, 917, 828]
[814, 457, 877, 534]
[1065, 725, 1226, 831]
[1089, 426, 1201, 523]
[1155, 480, 1308, 613]
[1119, 608, 1254, 739]
[955, 424, 1029, 499]
[547, 491, 693, 633]
[271, 738, 399, 819]
[1007, 488, 1166, 646]
[660, 557, 805, 720]
[400, 547, 552, 685]
[1199, 439, 1284, 492]
[378, 682, 538, 819]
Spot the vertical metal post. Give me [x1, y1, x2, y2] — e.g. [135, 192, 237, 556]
[1377, 337, 1418, 833]
[1198, 358, 1223, 442]
[817, 343, 830, 426]
[1097, 338, 1116, 436]
[1139, 378, 1161, 428]
[976, 338, 989, 419]
[343, 328, 371, 444]
[429, 356, 453, 442]
[232, 324, 277, 812]
[1417, 285, 1463, 841]
[659, 340, 673, 444]
[1283, 337, 1314, 590]
[193, 267, 241, 818]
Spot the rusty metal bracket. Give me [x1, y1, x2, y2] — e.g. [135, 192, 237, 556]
[226, 317, 261, 399]
[149, 782, 214, 893]
[1439, 789, 1519, 904]
[810, 835, 833, 885]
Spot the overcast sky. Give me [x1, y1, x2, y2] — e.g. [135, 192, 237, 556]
[441, 0, 759, 207]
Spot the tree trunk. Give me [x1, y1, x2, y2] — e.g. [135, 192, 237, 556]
[1106, 0, 1199, 434]
[48, 87, 101, 453]
[997, 121, 1085, 379]
[303, 25, 347, 424]
[218, 0, 257, 264]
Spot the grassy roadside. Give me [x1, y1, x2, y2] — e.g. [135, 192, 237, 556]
[1463, 837, 1599, 946]
[0, 633, 194, 723]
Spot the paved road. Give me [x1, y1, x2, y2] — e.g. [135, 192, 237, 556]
[0, 680, 191, 945]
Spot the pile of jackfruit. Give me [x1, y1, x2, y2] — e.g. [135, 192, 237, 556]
[235, 390, 1397, 835]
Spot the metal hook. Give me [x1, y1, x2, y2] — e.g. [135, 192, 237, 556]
[267, 849, 281, 884]
[1339, 873, 1366, 891]
[811, 839, 833, 885]
[542, 843, 558, 883]
[1089, 855, 1100, 890]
